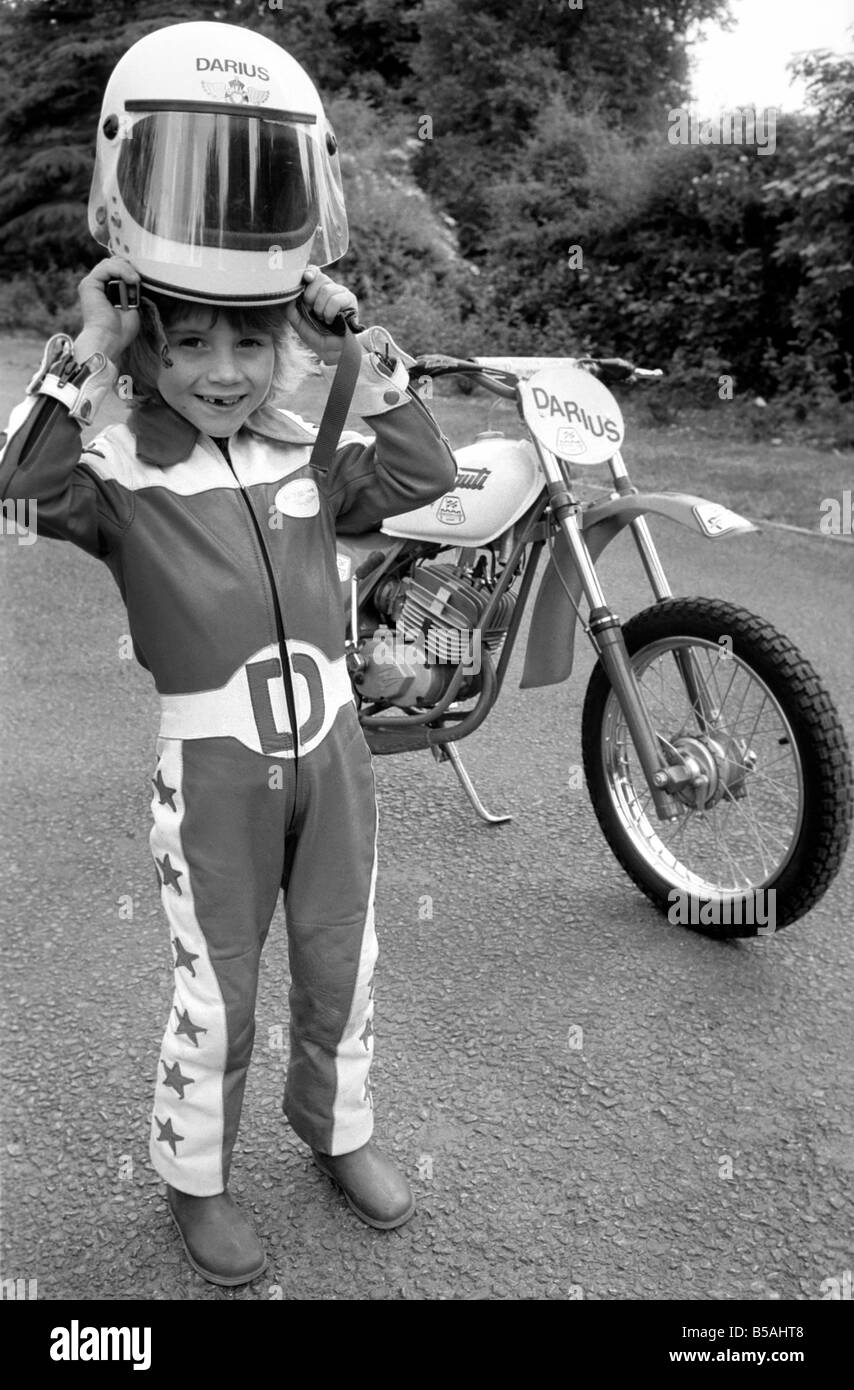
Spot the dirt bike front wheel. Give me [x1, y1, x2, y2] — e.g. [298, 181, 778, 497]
[581, 598, 852, 936]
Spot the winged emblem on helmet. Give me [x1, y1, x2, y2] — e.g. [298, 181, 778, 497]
[202, 79, 269, 106]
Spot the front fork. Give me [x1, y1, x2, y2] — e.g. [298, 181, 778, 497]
[610, 451, 717, 734]
[534, 440, 680, 820]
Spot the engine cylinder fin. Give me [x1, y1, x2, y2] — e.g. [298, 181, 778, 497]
[399, 561, 515, 663]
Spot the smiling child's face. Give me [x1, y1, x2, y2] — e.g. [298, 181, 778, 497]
[156, 309, 276, 436]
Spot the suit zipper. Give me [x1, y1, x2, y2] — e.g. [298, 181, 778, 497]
[215, 438, 300, 764]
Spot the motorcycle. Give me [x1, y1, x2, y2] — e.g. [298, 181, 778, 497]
[334, 351, 852, 938]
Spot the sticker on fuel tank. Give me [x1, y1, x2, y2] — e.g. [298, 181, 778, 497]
[435, 496, 466, 525]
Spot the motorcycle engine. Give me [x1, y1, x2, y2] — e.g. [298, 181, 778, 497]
[354, 559, 516, 708]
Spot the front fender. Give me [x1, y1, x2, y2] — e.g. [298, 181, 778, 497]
[520, 491, 757, 689]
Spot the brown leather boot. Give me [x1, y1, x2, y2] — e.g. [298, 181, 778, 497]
[167, 1186, 267, 1286]
[312, 1142, 415, 1230]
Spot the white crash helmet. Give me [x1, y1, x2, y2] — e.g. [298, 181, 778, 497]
[88, 20, 348, 305]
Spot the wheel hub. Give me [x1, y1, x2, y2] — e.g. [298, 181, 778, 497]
[669, 733, 754, 809]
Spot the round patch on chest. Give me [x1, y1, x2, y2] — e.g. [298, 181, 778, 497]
[274, 478, 320, 517]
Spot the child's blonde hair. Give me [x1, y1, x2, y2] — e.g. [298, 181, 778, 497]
[118, 291, 313, 408]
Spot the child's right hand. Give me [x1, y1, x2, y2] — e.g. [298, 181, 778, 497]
[74, 256, 141, 365]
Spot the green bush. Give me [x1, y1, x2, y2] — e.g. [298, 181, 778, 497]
[0, 267, 82, 335]
[327, 94, 500, 357]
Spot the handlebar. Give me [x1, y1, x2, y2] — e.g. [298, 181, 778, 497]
[407, 353, 663, 396]
[575, 357, 663, 385]
[408, 354, 520, 399]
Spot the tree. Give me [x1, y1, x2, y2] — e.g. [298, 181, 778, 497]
[408, 0, 734, 252]
[0, 0, 217, 276]
[480, 100, 808, 396]
[763, 49, 854, 397]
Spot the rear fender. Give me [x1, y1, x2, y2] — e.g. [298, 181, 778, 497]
[520, 491, 756, 689]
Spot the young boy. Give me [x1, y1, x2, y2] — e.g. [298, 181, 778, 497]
[0, 24, 457, 1288]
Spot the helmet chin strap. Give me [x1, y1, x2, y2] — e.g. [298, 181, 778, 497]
[307, 326, 362, 474]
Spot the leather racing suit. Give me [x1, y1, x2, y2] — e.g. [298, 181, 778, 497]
[0, 335, 457, 1195]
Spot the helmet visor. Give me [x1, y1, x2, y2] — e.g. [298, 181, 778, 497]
[110, 107, 347, 259]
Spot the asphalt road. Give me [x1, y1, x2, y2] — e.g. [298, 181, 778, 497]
[1, 367, 852, 1301]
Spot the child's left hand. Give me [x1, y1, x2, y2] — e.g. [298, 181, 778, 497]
[285, 266, 360, 365]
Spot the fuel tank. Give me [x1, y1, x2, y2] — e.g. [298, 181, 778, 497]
[382, 436, 543, 546]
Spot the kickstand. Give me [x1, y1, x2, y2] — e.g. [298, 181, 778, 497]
[431, 742, 512, 825]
